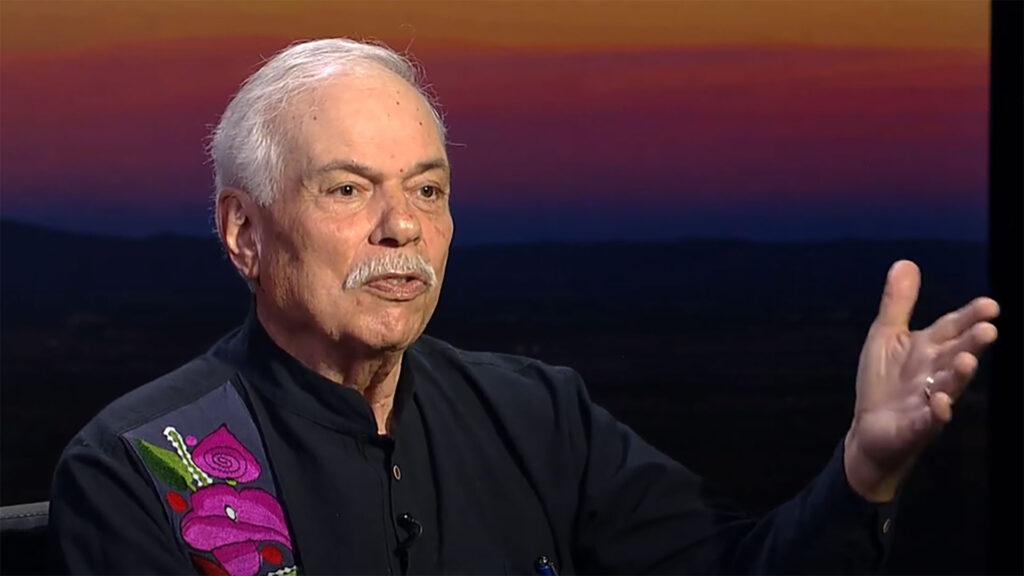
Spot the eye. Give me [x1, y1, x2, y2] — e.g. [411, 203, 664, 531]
[418, 185, 441, 199]
[328, 184, 357, 197]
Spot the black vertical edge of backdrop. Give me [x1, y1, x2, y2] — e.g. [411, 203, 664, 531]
[988, 1, 1023, 574]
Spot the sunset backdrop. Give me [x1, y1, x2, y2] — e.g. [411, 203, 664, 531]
[0, 0, 990, 243]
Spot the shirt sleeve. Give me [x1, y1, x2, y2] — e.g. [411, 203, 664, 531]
[48, 436, 195, 575]
[571, 381, 898, 575]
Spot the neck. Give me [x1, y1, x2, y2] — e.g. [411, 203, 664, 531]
[255, 305, 403, 435]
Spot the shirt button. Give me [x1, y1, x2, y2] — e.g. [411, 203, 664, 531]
[882, 518, 892, 534]
[392, 464, 402, 481]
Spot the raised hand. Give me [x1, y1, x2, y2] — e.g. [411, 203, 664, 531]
[842, 260, 1000, 502]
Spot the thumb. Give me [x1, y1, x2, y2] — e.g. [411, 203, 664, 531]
[874, 260, 921, 330]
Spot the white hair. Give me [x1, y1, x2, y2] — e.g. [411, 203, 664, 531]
[209, 38, 447, 207]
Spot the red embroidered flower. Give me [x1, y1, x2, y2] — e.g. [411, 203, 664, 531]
[191, 554, 229, 576]
[260, 545, 283, 565]
[166, 491, 187, 513]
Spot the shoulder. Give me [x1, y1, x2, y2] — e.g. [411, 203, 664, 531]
[408, 335, 594, 434]
[411, 334, 586, 393]
[47, 356, 235, 574]
[64, 352, 238, 456]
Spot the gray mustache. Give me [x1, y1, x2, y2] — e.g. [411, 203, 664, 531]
[343, 252, 437, 291]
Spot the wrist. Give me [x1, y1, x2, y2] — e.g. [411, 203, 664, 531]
[843, 429, 905, 503]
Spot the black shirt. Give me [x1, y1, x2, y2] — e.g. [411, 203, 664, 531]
[49, 308, 897, 574]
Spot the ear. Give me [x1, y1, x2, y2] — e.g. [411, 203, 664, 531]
[216, 188, 261, 286]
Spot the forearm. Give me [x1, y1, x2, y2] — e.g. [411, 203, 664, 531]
[727, 440, 897, 575]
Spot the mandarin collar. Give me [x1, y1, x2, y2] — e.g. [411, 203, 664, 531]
[214, 303, 419, 438]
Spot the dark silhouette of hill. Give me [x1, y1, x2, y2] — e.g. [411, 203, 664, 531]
[0, 218, 987, 329]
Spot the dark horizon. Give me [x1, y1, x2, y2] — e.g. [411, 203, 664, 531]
[0, 215, 989, 246]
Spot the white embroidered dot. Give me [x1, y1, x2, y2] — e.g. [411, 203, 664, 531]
[225, 505, 237, 521]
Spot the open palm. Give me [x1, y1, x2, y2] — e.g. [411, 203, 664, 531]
[844, 260, 999, 501]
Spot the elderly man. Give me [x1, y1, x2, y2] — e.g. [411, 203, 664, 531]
[49, 39, 999, 576]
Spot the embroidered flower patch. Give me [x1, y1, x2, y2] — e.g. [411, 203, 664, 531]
[132, 423, 296, 576]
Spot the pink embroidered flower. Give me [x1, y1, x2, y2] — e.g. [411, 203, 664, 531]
[191, 425, 261, 483]
[181, 484, 291, 576]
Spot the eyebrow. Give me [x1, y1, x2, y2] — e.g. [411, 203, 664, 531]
[308, 158, 449, 184]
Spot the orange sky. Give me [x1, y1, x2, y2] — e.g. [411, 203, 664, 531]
[0, 0, 990, 240]
[2, 0, 989, 60]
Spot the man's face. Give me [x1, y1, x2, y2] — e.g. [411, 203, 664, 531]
[255, 67, 453, 353]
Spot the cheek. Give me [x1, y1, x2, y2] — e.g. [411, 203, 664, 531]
[426, 214, 454, 264]
[262, 248, 306, 306]
[263, 223, 348, 298]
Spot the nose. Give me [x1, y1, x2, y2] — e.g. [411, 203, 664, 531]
[369, 187, 421, 248]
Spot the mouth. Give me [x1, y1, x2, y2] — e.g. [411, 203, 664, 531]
[360, 274, 429, 301]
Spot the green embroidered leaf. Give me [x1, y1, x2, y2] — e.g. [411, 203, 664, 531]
[226, 479, 237, 487]
[134, 438, 194, 492]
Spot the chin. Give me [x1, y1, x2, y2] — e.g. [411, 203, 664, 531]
[351, 313, 427, 352]
[355, 330, 421, 354]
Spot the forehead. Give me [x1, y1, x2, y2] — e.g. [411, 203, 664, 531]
[286, 68, 446, 173]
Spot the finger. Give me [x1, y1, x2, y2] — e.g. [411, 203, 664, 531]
[874, 260, 920, 330]
[926, 297, 1001, 343]
[923, 361, 969, 425]
[936, 322, 999, 366]
[930, 390, 955, 424]
[931, 352, 979, 401]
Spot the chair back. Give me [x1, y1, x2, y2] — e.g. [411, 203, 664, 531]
[1, 501, 50, 575]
